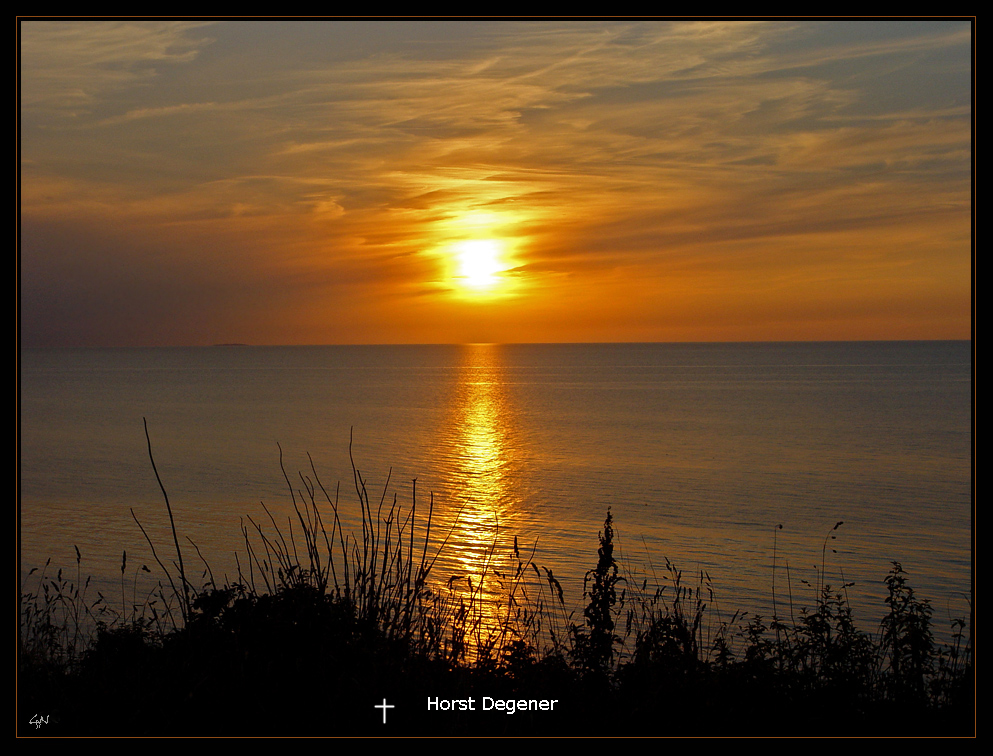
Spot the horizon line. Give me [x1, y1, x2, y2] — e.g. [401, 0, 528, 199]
[18, 337, 974, 350]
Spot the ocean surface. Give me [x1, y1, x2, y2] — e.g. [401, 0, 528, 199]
[19, 341, 973, 640]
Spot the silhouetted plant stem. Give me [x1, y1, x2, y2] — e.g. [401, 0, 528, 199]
[130, 507, 183, 623]
[143, 417, 190, 621]
[19, 440, 973, 736]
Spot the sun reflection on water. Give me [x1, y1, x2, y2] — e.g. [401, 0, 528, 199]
[431, 343, 532, 639]
[445, 344, 512, 561]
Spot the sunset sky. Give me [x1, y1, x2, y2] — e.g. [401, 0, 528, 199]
[19, 20, 973, 347]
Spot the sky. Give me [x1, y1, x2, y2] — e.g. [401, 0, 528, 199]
[19, 20, 973, 346]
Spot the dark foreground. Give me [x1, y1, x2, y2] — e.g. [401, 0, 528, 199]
[20, 503, 973, 737]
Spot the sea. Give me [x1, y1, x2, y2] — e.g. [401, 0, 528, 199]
[19, 341, 973, 642]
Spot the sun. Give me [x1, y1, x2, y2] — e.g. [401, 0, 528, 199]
[455, 239, 505, 290]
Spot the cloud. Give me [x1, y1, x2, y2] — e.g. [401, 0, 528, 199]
[20, 20, 214, 115]
[19, 20, 972, 345]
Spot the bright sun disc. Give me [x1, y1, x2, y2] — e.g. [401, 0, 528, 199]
[456, 239, 503, 289]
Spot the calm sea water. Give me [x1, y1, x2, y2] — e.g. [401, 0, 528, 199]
[19, 342, 972, 636]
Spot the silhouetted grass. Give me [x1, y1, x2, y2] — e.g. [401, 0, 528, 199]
[18, 443, 974, 736]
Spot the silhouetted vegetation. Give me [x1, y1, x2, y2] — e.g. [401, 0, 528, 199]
[19, 445, 973, 736]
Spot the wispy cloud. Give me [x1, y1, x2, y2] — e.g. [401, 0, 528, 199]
[19, 20, 972, 345]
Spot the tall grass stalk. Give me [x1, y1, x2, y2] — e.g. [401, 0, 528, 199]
[19, 439, 973, 736]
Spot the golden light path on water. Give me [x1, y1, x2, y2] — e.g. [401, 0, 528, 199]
[430, 344, 538, 646]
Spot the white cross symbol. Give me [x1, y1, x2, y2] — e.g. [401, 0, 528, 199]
[375, 698, 395, 724]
